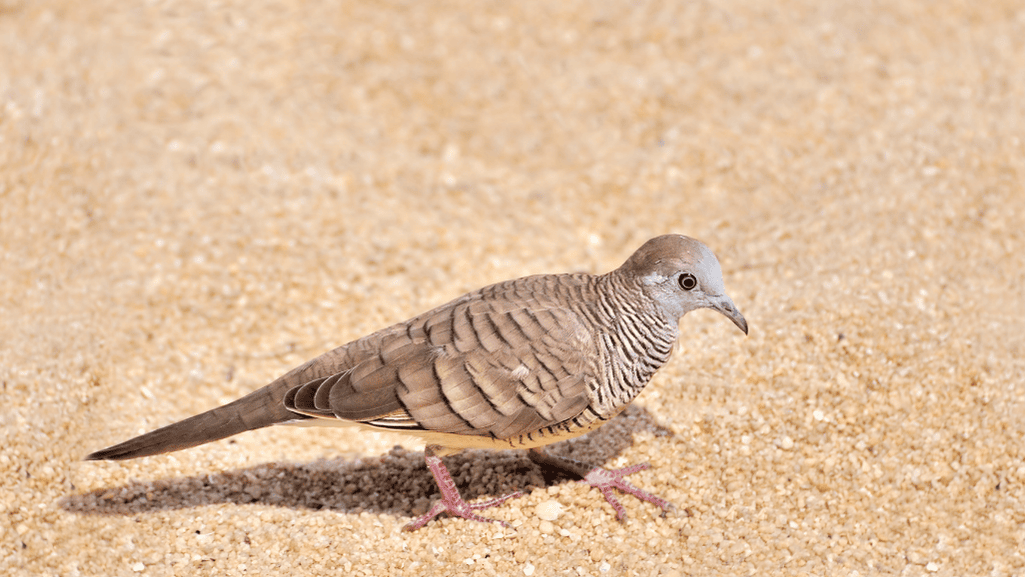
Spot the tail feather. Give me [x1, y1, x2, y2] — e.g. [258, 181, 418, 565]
[86, 382, 308, 461]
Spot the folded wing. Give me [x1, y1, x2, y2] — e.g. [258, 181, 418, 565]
[285, 279, 596, 442]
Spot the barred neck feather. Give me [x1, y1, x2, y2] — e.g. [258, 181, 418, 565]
[582, 271, 678, 413]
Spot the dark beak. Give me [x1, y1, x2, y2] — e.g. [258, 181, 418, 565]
[713, 296, 748, 335]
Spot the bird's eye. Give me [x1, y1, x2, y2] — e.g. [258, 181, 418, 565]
[678, 273, 697, 291]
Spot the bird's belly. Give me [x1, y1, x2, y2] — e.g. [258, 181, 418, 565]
[279, 411, 611, 455]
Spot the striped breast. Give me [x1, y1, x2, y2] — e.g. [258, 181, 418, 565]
[585, 273, 680, 417]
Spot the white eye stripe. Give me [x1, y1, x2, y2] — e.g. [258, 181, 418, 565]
[640, 272, 668, 286]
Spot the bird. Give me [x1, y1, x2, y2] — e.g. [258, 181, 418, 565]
[87, 234, 748, 530]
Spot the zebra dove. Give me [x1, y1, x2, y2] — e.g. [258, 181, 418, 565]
[87, 234, 748, 530]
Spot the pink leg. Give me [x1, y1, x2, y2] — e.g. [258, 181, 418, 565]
[528, 448, 673, 521]
[404, 446, 521, 531]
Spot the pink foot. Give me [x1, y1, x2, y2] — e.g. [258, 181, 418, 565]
[404, 490, 521, 531]
[582, 463, 674, 521]
[403, 452, 521, 531]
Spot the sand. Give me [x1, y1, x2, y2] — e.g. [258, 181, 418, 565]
[2, 1, 1024, 575]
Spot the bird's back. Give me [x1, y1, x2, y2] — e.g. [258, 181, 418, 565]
[88, 272, 611, 460]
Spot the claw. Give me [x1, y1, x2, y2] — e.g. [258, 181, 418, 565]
[581, 463, 673, 521]
[404, 490, 521, 531]
[527, 448, 674, 522]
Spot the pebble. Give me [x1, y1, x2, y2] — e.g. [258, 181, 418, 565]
[535, 499, 564, 521]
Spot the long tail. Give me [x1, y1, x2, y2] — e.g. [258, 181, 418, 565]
[85, 380, 307, 461]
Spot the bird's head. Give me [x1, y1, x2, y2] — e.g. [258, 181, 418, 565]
[618, 234, 748, 334]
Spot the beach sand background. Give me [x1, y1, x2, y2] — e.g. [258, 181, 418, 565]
[2, 1, 1024, 575]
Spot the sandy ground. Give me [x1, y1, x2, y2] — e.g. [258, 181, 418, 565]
[2, 1, 1024, 575]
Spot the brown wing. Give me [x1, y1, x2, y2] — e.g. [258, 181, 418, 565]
[284, 276, 596, 441]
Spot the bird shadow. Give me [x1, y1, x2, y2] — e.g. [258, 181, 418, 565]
[61, 405, 674, 520]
